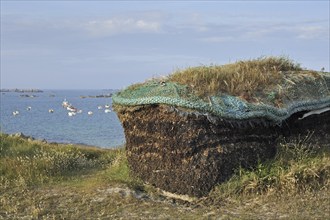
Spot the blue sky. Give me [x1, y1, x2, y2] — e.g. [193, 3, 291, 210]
[1, 1, 329, 89]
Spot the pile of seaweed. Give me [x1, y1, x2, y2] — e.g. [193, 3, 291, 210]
[114, 57, 330, 124]
[113, 57, 330, 197]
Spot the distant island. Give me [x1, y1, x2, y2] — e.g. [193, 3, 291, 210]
[80, 93, 112, 98]
[1, 88, 43, 93]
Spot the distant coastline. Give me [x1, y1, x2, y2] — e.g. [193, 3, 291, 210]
[80, 94, 112, 99]
[1, 88, 43, 93]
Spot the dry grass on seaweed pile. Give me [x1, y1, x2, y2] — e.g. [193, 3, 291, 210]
[1, 133, 329, 219]
[167, 56, 321, 101]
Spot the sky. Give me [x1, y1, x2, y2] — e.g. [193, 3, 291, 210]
[1, 1, 329, 90]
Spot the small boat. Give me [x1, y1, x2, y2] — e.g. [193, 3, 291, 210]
[62, 99, 70, 108]
[77, 110, 83, 114]
[67, 105, 78, 112]
[98, 106, 103, 110]
[49, 109, 54, 113]
[26, 106, 32, 111]
[68, 112, 76, 117]
[104, 109, 111, 113]
[105, 104, 111, 109]
[12, 111, 19, 116]
[20, 94, 37, 98]
[88, 111, 93, 115]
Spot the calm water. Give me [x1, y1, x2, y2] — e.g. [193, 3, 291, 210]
[0, 90, 126, 148]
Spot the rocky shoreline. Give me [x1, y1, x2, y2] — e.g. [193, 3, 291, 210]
[4, 132, 108, 149]
[7, 132, 47, 143]
[1, 88, 43, 93]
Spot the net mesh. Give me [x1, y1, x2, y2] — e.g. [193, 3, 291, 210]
[113, 72, 330, 124]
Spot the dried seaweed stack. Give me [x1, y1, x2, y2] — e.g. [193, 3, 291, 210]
[113, 57, 330, 196]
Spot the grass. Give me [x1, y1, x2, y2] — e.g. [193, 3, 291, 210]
[168, 56, 305, 98]
[1, 133, 329, 219]
[0, 133, 119, 188]
[208, 136, 329, 200]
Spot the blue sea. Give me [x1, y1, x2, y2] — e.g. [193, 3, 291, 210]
[0, 90, 126, 148]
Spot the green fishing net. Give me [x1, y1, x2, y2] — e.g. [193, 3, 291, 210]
[113, 72, 330, 124]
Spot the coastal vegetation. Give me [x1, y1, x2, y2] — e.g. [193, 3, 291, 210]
[1, 133, 329, 219]
[168, 56, 304, 98]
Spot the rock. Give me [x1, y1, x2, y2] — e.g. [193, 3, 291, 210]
[41, 139, 47, 143]
[12, 132, 28, 139]
[27, 137, 35, 141]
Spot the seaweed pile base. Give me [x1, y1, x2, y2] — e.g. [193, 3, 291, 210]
[116, 104, 329, 197]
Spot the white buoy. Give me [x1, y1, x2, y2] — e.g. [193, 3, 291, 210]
[98, 106, 103, 110]
[68, 112, 76, 116]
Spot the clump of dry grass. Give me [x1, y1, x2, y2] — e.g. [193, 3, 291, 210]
[0, 133, 117, 189]
[209, 135, 330, 200]
[168, 56, 302, 99]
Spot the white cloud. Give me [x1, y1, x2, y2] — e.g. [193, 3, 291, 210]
[201, 36, 235, 43]
[199, 20, 329, 43]
[82, 17, 161, 36]
[245, 23, 329, 40]
[103, 54, 207, 63]
[3, 14, 162, 38]
[296, 25, 329, 39]
[1, 48, 55, 57]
